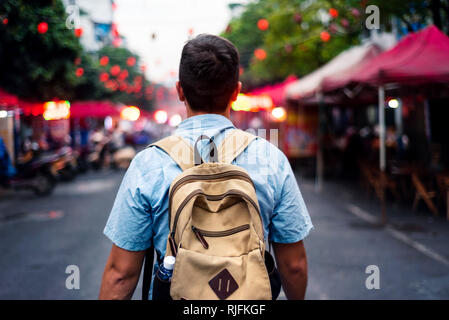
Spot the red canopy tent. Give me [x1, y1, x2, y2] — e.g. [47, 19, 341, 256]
[320, 25, 449, 218]
[70, 101, 120, 118]
[249, 75, 297, 106]
[0, 88, 18, 108]
[322, 25, 449, 90]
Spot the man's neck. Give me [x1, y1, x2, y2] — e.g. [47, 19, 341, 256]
[186, 108, 231, 120]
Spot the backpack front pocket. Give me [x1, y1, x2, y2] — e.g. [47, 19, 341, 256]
[191, 224, 250, 249]
[169, 247, 271, 300]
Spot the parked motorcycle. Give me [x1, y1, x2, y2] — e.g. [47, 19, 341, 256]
[0, 145, 60, 196]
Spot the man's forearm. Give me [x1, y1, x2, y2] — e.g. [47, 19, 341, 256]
[99, 267, 139, 300]
[99, 245, 145, 300]
[272, 240, 308, 300]
[278, 263, 308, 300]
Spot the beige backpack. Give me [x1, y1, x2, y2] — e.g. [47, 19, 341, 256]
[150, 129, 272, 300]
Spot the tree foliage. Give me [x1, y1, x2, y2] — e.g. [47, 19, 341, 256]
[0, 0, 154, 111]
[222, 0, 449, 88]
[0, 0, 82, 100]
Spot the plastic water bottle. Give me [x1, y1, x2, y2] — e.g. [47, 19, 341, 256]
[157, 256, 175, 281]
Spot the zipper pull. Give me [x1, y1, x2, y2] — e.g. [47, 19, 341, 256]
[192, 226, 209, 249]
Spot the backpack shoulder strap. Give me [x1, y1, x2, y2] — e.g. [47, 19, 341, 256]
[218, 129, 257, 164]
[148, 135, 195, 171]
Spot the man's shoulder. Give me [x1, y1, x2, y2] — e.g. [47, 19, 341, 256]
[246, 135, 288, 164]
[130, 143, 175, 173]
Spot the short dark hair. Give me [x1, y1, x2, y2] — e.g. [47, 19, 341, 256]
[179, 34, 240, 113]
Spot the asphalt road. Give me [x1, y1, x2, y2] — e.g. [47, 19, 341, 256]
[0, 169, 448, 299]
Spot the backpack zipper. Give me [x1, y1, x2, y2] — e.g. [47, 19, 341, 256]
[168, 171, 254, 235]
[170, 190, 260, 249]
[169, 170, 254, 213]
[191, 224, 250, 249]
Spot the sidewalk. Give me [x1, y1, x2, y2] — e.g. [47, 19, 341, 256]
[305, 176, 449, 263]
[297, 173, 449, 299]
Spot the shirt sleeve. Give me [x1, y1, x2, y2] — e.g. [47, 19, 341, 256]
[103, 151, 154, 251]
[269, 150, 313, 244]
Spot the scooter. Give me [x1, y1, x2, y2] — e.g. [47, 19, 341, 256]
[1, 149, 60, 196]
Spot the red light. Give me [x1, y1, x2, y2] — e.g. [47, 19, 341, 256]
[2, 18, 8, 25]
[99, 56, 109, 66]
[329, 8, 339, 18]
[293, 13, 302, 24]
[119, 70, 129, 79]
[112, 38, 121, 47]
[75, 68, 84, 77]
[74, 28, 83, 37]
[254, 48, 267, 60]
[127, 57, 136, 66]
[320, 31, 331, 42]
[37, 22, 48, 34]
[99, 72, 109, 82]
[257, 19, 269, 31]
[110, 65, 121, 76]
[140, 65, 147, 72]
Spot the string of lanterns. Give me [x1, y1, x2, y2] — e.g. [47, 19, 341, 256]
[250, 6, 362, 61]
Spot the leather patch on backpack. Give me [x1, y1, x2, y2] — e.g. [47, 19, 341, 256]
[209, 269, 239, 300]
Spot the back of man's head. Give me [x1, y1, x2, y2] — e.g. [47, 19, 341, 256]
[179, 34, 240, 113]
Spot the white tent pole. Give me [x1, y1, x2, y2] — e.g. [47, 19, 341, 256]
[378, 85, 386, 172]
[378, 85, 387, 225]
[315, 92, 324, 192]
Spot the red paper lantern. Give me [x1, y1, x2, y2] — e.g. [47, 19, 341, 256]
[37, 22, 48, 34]
[75, 67, 84, 77]
[320, 31, 331, 42]
[351, 8, 360, 17]
[99, 56, 109, 66]
[99, 72, 109, 82]
[341, 18, 350, 28]
[293, 13, 302, 24]
[119, 69, 129, 79]
[2, 18, 8, 25]
[329, 8, 339, 18]
[74, 28, 83, 37]
[254, 48, 267, 60]
[112, 38, 121, 47]
[257, 19, 269, 31]
[126, 57, 136, 66]
[110, 65, 121, 76]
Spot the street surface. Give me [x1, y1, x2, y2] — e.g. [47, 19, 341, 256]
[0, 169, 448, 299]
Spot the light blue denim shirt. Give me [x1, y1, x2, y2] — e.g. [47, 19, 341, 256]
[104, 114, 313, 297]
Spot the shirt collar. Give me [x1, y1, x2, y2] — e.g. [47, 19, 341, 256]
[175, 114, 235, 136]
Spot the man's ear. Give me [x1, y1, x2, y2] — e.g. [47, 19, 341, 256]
[230, 81, 242, 102]
[176, 81, 185, 102]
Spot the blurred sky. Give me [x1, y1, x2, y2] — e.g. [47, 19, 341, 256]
[114, 0, 247, 85]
